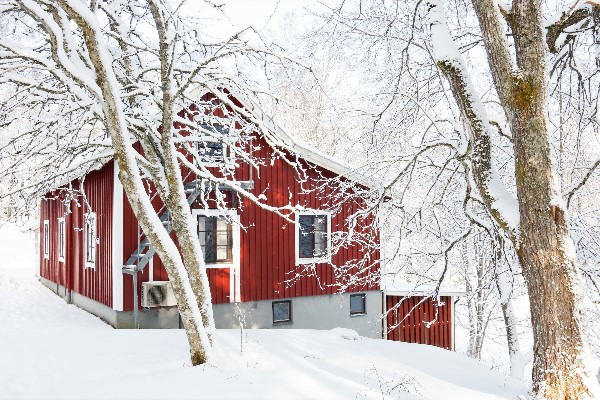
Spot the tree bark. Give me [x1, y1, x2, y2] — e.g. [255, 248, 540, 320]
[429, 0, 592, 397]
[510, 1, 589, 397]
[57, 1, 212, 365]
[148, 1, 216, 345]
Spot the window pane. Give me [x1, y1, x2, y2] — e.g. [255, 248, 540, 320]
[350, 294, 366, 315]
[198, 215, 233, 263]
[216, 231, 228, 245]
[273, 301, 291, 323]
[298, 215, 315, 258]
[216, 246, 227, 261]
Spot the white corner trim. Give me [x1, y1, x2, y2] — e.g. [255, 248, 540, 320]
[295, 210, 332, 265]
[112, 162, 124, 311]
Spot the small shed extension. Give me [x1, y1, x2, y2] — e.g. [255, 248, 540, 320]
[383, 284, 464, 350]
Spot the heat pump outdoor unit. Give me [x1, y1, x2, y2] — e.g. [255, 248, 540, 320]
[141, 281, 177, 308]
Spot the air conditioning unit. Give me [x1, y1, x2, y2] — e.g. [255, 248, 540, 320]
[142, 281, 177, 308]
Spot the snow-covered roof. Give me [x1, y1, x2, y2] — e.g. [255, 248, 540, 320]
[187, 87, 377, 190]
[47, 90, 376, 195]
[384, 280, 465, 297]
[239, 97, 375, 189]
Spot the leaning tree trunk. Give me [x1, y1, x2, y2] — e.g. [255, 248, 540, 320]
[58, 0, 213, 365]
[149, 1, 216, 345]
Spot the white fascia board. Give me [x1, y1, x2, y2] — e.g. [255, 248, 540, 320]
[112, 162, 124, 311]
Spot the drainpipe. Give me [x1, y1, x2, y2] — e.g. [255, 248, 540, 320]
[133, 270, 139, 329]
[453, 296, 459, 351]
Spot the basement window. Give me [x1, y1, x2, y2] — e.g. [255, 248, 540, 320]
[57, 217, 65, 263]
[272, 300, 292, 324]
[84, 212, 97, 268]
[350, 294, 366, 316]
[43, 220, 49, 260]
[296, 212, 331, 264]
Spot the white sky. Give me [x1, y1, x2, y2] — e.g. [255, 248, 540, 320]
[185, 0, 320, 40]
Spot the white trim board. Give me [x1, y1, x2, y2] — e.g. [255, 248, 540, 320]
[112, 162, 124, 311]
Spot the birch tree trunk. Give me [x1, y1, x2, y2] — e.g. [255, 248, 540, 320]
[148, 1, 216, 346]
[57, 0, 213, 365]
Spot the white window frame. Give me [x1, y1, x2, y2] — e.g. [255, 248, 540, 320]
[295, 210, 332, 265]
[57, 217, 65, 263]
[192, 209, 240, 302]
[43, 220, 50, 260]
[84, 212, 97, 269]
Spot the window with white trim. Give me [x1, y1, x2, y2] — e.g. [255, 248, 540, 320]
[197, 214, 233, 264]
[57, 217, 65, 263]
[84, 212, 97, 268]
[296, 212, 331, 264]
[43, 220, 50, 260]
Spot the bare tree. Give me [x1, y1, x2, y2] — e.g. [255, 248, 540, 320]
[0, 0, 301, 365]
[306, 0, 600, 397]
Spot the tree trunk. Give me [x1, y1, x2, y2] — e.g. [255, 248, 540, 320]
[512, 99, 589, 398]
[510, 1, 590, 397]
[428, 0, 593, 396]
[149, 1, 216, 345]
[58, 0, 213, 365]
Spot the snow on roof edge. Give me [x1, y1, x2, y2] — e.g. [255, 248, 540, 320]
[190, 87, 378, 190]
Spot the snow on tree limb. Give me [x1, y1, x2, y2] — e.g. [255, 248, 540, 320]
[427, 0, 520, 242]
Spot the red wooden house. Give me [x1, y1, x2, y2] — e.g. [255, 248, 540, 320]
[38, 96, 458, 347]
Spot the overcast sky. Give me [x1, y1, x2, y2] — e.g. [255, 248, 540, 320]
[186, 0, 319, 40]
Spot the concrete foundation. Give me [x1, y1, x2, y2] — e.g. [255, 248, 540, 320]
[39, 276, 383, 338]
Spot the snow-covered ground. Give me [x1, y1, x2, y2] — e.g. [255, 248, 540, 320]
[0, 225, 526, 399]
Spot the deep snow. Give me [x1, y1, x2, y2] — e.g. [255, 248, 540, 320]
[0, 225, 527, 399]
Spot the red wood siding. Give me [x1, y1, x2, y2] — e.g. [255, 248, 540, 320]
[385, 295, 452, 350]
[120, 132, 379, 311]
[39, 162, 114, 308]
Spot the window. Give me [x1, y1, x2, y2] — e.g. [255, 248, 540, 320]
[350, 294, 366, 316]
[272, 300, 292, 324]
[57, 217, 65, 263]
[43, 220, 49, 260]
[84, 212, 97, 268]
[197, 141, 226, 164]
[296, 212, 331, 263]
[197, 215, 233, 263]
[197, 124, 228, 165]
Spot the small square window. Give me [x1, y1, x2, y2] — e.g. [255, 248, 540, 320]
[350, 294, 366, 316]
[272, 300, 292, 324]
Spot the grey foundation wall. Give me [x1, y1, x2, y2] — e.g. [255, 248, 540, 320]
[40, 276, 383, 338]
[213, 291, 383, 339]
